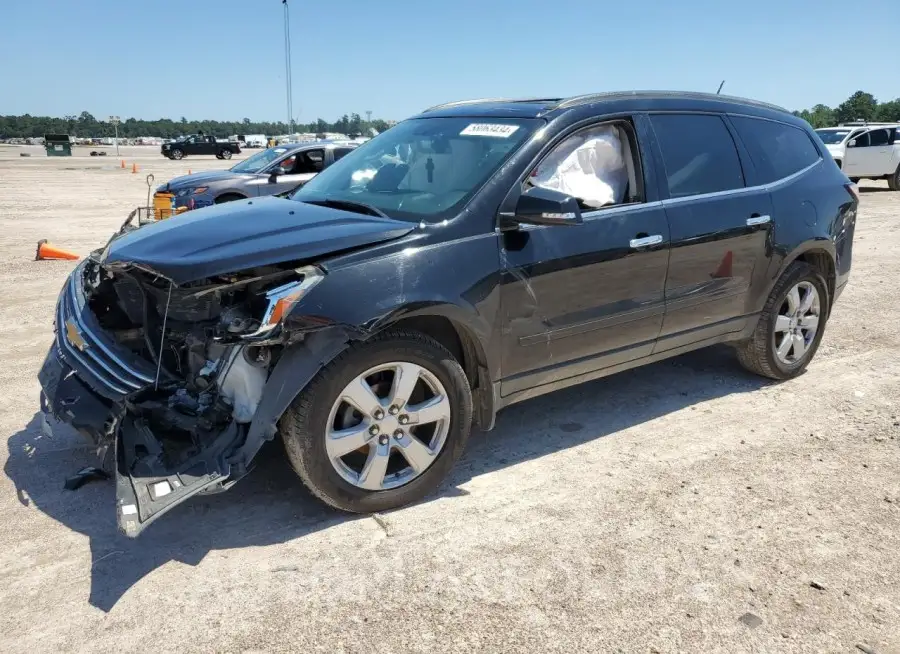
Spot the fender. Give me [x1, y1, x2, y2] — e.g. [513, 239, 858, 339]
[227, 327, 353, 475]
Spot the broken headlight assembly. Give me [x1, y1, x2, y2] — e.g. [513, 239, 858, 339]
[239, 265, 325, 341]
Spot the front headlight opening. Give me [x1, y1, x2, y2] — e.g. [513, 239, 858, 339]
[242, 266, 325, 340]
[175, 187, 209, 198]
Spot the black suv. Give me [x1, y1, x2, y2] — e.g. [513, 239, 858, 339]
[39, 91, 857, 536]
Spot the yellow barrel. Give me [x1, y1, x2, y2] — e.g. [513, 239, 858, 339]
[153, 192, 175, 220]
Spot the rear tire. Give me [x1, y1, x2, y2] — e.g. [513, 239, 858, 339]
[736, 261, 829, 380]
[889, 165, 900, 191]
[219, 149, 233, 160]
[280, 330, 473, 513]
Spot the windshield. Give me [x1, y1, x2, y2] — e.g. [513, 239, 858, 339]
[290, 116, 540, 221]
[230, 146, 293, 173]
[815, 129, 853, 144]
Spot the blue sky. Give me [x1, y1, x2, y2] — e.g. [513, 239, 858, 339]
[1, 0, 896, 123]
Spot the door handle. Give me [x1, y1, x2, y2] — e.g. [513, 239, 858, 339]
[746, 215, 771, 226]
[629, 234, 663, 248]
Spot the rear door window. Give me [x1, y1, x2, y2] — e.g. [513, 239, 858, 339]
[730, 116, 821, 184]
[649, 114, 745, 198]
[868, 129, 890, 146]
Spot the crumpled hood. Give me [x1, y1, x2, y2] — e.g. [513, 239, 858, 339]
[102, 196, 416, 284]
[160, 170, 252, 191]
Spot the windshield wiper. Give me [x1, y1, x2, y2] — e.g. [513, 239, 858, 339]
[301, 197, 388, 218]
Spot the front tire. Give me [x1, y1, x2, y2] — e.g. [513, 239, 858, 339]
[280, 330, 473, 513]
[214, 193, 245, 204]
[736, 261, 829, 380]
[170, 148, 184, 160]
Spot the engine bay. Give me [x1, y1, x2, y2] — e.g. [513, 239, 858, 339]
[80, 258, 298, 469]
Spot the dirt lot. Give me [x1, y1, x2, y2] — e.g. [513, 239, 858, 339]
[0, 144, 898, 654]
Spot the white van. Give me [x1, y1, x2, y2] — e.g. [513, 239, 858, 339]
[816, 125, 900, 190]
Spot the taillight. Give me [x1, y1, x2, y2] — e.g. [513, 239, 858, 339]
[844, 182, 860, 204]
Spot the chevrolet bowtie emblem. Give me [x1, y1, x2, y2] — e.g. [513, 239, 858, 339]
[65, 319, 88, 352]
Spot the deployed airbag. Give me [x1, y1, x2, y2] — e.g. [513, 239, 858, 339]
[531, 125, 628, 208]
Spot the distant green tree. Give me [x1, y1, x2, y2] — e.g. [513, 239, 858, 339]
[833, 91, 878, 124]
[875, 99, 900, 122]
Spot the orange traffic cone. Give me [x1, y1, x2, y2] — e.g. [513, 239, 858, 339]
[35, 239, 79, 261]
[132, 162, 139, 173]
[121, 159, 126, 169]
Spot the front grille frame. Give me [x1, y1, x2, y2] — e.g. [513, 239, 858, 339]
[55, 264, 159, 400]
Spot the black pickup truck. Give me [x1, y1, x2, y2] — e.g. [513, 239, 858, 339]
[161, 135, 242, 160]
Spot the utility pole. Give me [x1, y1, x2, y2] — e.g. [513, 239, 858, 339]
[282, 0, 294, 134]
[109, 115, 120, 156]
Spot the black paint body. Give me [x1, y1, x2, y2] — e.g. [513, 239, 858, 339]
[281, 94, 855, 410]
[39, 92, 857, 534]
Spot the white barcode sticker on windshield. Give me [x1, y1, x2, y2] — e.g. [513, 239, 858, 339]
[460, 123, 520, 138]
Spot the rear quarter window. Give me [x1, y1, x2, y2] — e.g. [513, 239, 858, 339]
[730, 116, 821, 184]
[649, 114, 745, 198]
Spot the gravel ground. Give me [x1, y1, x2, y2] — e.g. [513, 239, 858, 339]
[0, 145, 898, 654]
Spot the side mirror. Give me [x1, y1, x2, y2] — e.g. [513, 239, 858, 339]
[269, 166, 287, 182]
[507, 186, 583, 228]
[847, 139, 857, 148]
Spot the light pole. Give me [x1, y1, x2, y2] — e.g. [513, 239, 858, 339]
[283, 0, 294, 134]
[109, 115, 120, 156]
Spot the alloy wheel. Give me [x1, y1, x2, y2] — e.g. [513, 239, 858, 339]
[325, 362, 452, 491]
[773, 281, 820, 365]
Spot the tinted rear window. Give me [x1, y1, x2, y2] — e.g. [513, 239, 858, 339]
[731, 116, 821, 184]
[868, 129, 890, 146]
[649, 114, 745, 198]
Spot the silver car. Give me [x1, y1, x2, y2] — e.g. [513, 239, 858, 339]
[156, 141, 357, 211]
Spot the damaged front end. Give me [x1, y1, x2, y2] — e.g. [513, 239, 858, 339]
[39, 256, 328, 537]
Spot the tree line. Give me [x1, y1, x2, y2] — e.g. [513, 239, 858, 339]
[2, 90, 899, 139]
[792, 90, 900, 128]
[0, 111, 393, 139]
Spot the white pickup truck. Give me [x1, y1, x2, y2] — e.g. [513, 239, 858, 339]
[815, 124, 900, 190]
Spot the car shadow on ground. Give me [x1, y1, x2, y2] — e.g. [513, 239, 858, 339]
[4, 345, 771, 611]
[858, 186, 893, 193]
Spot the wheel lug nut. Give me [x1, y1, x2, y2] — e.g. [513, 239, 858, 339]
[378, 435, 388, 445]
[399, 414, 409, 425]
[373, 409, 384, 420]
[393, 430, 404, 439]
[388, 405, 399, 415]
[368, 425, 380, 436]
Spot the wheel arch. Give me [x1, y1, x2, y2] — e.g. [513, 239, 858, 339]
[214, 191, 249, 203]
[383, 313, 495, 431]
[367, 302, 495, 430]
[770, 241, 837, 315]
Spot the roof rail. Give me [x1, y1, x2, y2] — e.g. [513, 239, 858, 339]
[422, 98, 514, 113]
[556, 90, 789, 113]
[422, 97, 563, 113]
